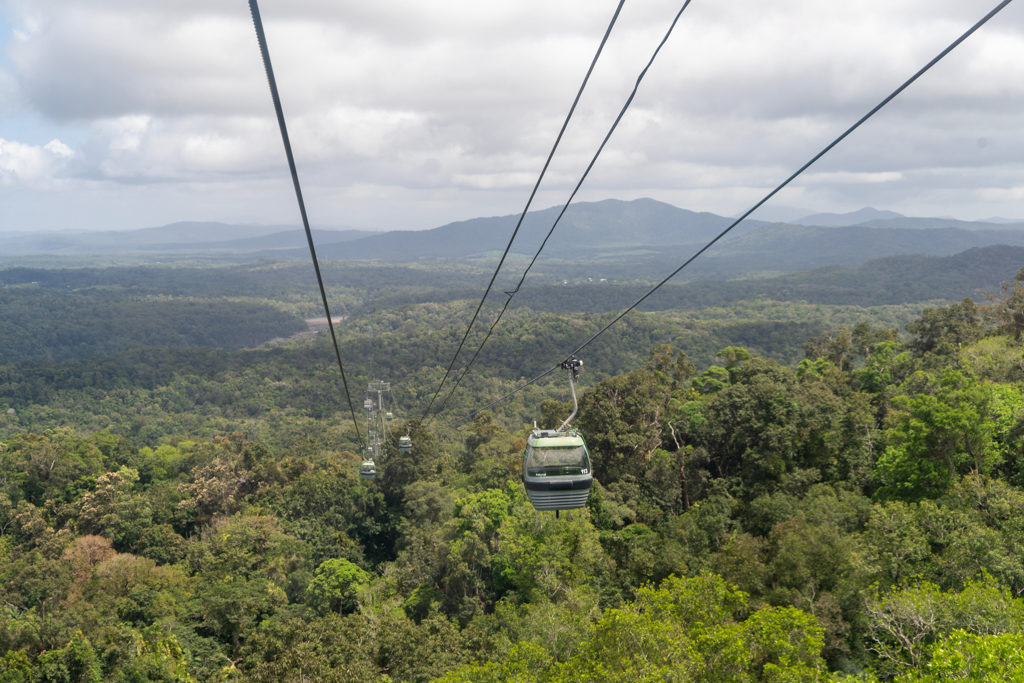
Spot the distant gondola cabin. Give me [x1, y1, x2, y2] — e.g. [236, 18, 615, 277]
[360, 460, 376, 479]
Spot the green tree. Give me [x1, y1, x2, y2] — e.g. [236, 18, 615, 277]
[687, 357, 872, 497]
[577, 346, 693, 486]
[905, 299, 984, 357]
[460, 412, 522, 491]
[901, 630, 1024, 682]
[73, 467, 154, 553]
[864, 576, 1024, 679]
[877, 370, 1004, 500]
[717, 346, 752, 369]
[187, 515, 306, 653]
[439, 573, 828, 682]
[1, 430, 107, 506]
[239, 613, 382, 682]
[306, 558, 370, 616]
[0, 649, 32, 681]
[863, 502, 930, 585]
[33, 631, 102, 683]
[986, 266, 1024, 341]
[106, 626, 196, 682]
[254, 451, 395, 566]
[375, 612, 468, 682]
[381, 420, 444, 511]
[492, 495, 612, 608]
[692, 365, 730, 395]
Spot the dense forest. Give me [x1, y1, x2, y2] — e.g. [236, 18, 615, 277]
[2, 256, 1024, 680]
[0, 296, 931, 445]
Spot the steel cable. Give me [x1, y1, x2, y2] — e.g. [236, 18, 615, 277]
[249, 0, 364, 446]
[430, 0, 694, 422]
[418, 0, 627, 422]
[464, 0, 1015, 422]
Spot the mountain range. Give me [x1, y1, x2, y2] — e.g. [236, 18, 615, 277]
[4, 199, 1023, 279]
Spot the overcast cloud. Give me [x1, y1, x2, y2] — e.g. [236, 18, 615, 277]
[1, 0, 1022, 232]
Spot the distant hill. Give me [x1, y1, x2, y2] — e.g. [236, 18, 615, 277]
[792, 208, 1024, 232]
[762, 244, 1024, 305]
[299, 200, 1024, 271]
[689, 223, 1024, 277]
[738, 205, 815, 223]
[309, 198, 761, 261]
[114, 221, 290, 244]
[0, 222, 374, 256]
[5, 200, 1024, 281]
[794, 207, 904, 227]
[506, 244, 1024, 313]
[155, 228, 377, 252]
[980, 216, 1024, 225]
[857, 216, 1024, 231]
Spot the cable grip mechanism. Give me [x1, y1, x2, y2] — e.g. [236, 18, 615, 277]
[560, 355, 583, 380]
[557, 356, 583, 431]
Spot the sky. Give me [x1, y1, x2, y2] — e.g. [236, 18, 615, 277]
[1, 0, 1022, 233]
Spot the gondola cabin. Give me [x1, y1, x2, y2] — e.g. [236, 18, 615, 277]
[522, 428, 592, 511]
[360, 459, 376, 480]
[398, 435, 412, 452]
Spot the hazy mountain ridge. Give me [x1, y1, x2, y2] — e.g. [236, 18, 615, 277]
[695, 224, 1024, 276]
[856, 216, 1024, 231]
[4, 200, 1024, 278]
[307, 198, 760, 261]
[0, 222, 372, 256]
[793, 207, 904, 226]
[155, 228, 377, 252]
[498, 244, 1024, 314]
[791, 207, 1024, 230]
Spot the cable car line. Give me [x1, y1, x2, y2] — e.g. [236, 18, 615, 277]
[462, 0, 1014, 423]
[418, 0, 627, 423]
[249, 0, 364, 447]
[427, 0, 695, 423]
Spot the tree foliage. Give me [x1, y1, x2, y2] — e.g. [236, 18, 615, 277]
[4, 274, 1024, 679]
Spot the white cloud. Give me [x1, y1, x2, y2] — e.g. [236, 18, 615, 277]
[1, 0, 1022, 230]
[0, 136, 73, 184]
[803, 171, 904, 185]
[98, 115, 150, 153]
[43, 138, 72, 157]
